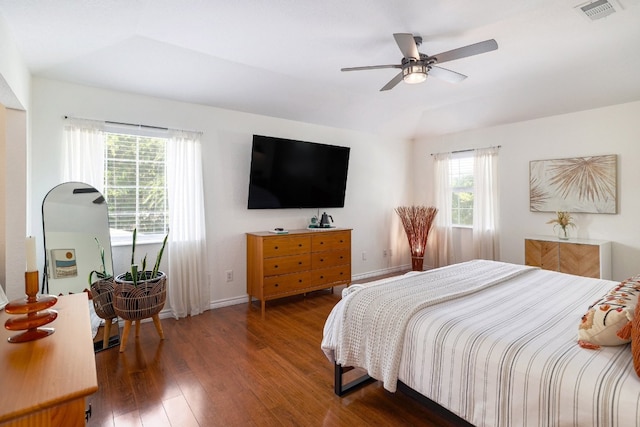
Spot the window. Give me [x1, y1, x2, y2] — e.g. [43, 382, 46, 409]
[103, 130, 168, 241]
[450, 154, 474, 226]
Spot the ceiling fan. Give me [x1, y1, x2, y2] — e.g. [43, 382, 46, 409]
[341, 33, 498, 91]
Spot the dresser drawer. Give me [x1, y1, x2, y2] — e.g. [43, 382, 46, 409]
[263, 254, 311, 276]
[263, 236, 311, 258]
[263, 272, 312, 296]
[310, 265, 351, 287]
[311, 231, 351, 252]
[311, 250, 350, 270]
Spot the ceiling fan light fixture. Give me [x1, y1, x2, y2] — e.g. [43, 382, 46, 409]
[402, 63, 427, 84]
[342, 33, 498, 91]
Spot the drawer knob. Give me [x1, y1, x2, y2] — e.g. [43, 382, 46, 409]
[274, 246, 279, 250]
[320, 275, 324, 279]
[298, 261, 302, 265]
[320, 258, 325, 262]
[274, 265, 278, 269]
[298, 243, 302, 247]
[320, 241, 324, 245]
[275, 283, 279, 287]
[299, 279, 303, 283]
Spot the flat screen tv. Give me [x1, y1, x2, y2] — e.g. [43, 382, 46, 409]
[248, 135, 350, 209]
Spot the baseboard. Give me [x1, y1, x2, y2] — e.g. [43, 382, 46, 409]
[351, 264, 411, 282]
[155, 295, 248, 319]
[209, 295, 250, 310]
[145, 266, 413, 319]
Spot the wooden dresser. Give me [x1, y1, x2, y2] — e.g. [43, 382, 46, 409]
[0, 293, 98, 427]
[246, 229, 351, 315]
[524, 236, 612, 279]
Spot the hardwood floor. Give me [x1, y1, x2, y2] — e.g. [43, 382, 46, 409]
[90, 286, 465, 426]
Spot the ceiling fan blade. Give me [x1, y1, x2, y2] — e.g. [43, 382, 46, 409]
[429, 66, 467, 83]
[431, 39, 498, 64]
[380, 72, 404, 91]
[393, 33, 420, 60]
[341, 64, 401, 72]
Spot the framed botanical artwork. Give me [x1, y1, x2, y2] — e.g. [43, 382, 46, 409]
[51, 248, 78, 278]
[529, 154, 617, 213]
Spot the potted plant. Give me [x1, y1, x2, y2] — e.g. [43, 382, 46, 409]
[113, 229, 169, 351]
[88, 237, 116, 348]
[116, 228, 168, 286]
[88, 237, 112, 285]
[547, 211, 575, 240]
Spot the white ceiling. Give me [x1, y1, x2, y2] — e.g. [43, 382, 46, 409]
[1, 0, 639, 140]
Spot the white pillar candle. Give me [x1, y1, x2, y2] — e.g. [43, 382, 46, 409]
[26, 236, 37, 272]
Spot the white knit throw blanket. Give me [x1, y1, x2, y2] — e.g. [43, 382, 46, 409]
[334, 260, 535, 392]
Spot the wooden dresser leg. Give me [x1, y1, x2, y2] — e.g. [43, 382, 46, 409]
[151, 314, 165, 339]
[135, 320, 141, 338]
[120, 320, 132, 352]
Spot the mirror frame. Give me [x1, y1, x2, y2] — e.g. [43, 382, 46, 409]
[42, 182, 119, 352]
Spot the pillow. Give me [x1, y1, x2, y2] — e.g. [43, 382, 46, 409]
[632, 298, 640, 377]
[578, 275, 640, 349]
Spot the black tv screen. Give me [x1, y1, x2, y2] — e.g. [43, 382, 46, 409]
[248, 135, 350, 209]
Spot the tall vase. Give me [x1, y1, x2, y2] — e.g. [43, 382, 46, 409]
[557, 226, 569, 240]
[411, 256, 424, 271]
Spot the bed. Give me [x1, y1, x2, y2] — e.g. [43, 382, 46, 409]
[321, 260, 640, 427]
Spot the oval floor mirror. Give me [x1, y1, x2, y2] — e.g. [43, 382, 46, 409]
[42, 182, 119, 352]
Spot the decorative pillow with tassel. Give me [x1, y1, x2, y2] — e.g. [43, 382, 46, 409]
[632, 297, 640, 377]
[578, 275, 640, 350]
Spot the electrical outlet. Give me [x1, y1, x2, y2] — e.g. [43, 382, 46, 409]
[362, 251, 367, 261]
[225, 270, 233, 282]
[383, 249, 388, 257]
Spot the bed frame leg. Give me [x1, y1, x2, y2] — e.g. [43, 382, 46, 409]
[334, 363, 375, 396]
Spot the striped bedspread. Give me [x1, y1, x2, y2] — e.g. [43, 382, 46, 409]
[323, 260, 535, 392]
[322, 260, 640, 427]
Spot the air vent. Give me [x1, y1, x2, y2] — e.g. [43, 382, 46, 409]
[577, 0, 617, 20]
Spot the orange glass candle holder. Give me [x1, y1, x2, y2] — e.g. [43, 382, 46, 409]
[4, 271, 58, 343]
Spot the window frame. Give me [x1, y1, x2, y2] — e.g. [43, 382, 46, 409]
[449, 152, 474, 227]
[103, 123, 169, 246]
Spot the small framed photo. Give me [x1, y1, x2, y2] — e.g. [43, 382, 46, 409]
[51, 249, 78, 279]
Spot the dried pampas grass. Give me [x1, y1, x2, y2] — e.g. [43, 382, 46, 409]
[395, 205, 438, 271]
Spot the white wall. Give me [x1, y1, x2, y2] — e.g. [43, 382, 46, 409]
[30, 78, 413, 308]
[0, 15, 31, 299]
[0, 14, 29, 110]
[1, 108, 27, 299]
[0, 106, 5, 290]
[413, 101, 640, 281]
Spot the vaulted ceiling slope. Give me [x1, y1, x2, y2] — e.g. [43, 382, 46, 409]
[0, 0, 639, 140]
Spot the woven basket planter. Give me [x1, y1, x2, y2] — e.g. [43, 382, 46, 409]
[113, 272, 167, 321]
[90, 277, 116, 320]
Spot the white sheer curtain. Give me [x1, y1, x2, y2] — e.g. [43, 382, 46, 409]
[62, 120, 105, 191]
[431, 152, 455, 267]
[473, 147, 500, 260]
[166, 130, 209, 319]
